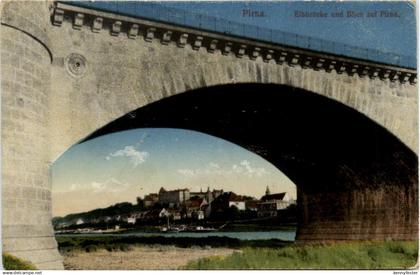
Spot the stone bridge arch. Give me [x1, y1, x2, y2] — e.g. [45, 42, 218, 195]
[1, 1, 417, 269]
[79, 82, 417, 240]
[44, 4, 417, 160]
[48, 37, 418, 162]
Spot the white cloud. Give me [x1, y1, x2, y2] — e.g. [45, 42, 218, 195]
[70, 183, 83, 191]
[178, 160, 268, 178]
[106, 145, 149, 167]
[67, 178, 129, 193]
[91, 181, 106, 192]
[178, 169, 197, 177]
[239, 160, 267, 177]
[208, 162, 220, 169]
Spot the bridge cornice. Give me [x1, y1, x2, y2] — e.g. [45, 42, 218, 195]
[53, 2, 416, 85]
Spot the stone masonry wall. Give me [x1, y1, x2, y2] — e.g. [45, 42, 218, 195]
[48, 18, 417, 161]
[1, 1, 63, 269]
[296, 182, 418, 240]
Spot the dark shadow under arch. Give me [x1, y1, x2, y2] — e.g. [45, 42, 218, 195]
[82, 83, 418, 240]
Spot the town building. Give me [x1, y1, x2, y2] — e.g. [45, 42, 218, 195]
[192, 210, 205, 220]
[143, 208, 170, 222]
[211, 192, 247, 215]
[167, 209, 182, 220]
[185, 197, 208, 219]
[190, 187, 224, 203]
[245, 200, 260, 212]
[158, 187, 190, 207]
[185, 197, 208, 210]
[257, 186, 293, 217]
[101, 216, 112, 223]
[143, 193, 159, 207]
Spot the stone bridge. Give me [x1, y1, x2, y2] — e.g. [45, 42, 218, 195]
[1, 1, 417, 269]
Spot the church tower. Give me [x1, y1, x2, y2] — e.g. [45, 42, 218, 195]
[206, 186, 213, 202]
[265, 185, 271, 196]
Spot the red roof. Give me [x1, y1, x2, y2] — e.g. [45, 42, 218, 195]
[187, 197, 207, 208]
[260, 192, 286, 201]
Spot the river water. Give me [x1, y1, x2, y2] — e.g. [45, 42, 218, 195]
[59, 230, 296, 241]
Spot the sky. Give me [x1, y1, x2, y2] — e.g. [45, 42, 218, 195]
[52, 128, 296, 217]
[161, 1, 416, 57]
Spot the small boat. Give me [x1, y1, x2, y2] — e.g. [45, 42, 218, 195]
[186, 226, 216, 232]
[160, 216, 183, 233]
[160, 226, 182, 233]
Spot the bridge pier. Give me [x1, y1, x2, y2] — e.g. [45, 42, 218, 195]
[1, 1, 63, 269]
[296, 183, 418, 241]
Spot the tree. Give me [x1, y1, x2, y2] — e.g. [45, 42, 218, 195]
[227, 205, 240, 220]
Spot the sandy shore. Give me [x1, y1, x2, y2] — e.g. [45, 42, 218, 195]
[63, 245, 239, 270]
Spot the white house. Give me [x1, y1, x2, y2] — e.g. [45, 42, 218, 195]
[257, 190, 292, 217]
[159, 208, 170, 218]
[228, 201, 246, 211]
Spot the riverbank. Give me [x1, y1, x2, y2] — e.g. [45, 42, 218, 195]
[183, 241, 418, 269]
[57, 235, 290, 269]
[56, 235, 292, 253]
[63, 245, 239, 270]
[56, 223, 297, 235]
[56, 235, 418, 269]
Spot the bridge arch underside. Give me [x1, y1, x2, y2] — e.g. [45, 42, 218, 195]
[84, 83, 418, 241]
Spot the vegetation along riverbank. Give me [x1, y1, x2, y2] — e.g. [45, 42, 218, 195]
[56, 236, 417, 269]
[183, 241, 418, 269]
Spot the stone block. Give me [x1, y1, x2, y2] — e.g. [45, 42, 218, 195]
[250, 47, 261, 60]
[263, 49, 274, 63]
[301, 56, 312, 69]
[222, 42, 233, 55]
[207, 39, 218, 53]
[111, 21, 122, 36]
[128, 24, 139, 39]
[161, 31, 172, 45]
[177, 33, 188, 48]
[369, 68, 380, 79]
[52, 9, 64, 26]
[289, 54, 300, 66]
[145, 27, 156, 42]
[277, 52, 288, 64]
[92, 17, 103, 33]
[73, 13, 84, 30]
[192, 36, 203, 50]
[359, 66, 370, 78]
[236, 44, 247, 58]
[314, 58, 325, 71]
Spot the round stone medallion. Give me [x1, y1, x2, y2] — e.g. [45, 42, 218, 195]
[66, 53, 87, 77]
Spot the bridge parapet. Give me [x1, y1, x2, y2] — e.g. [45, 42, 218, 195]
[53, 2, 416, 85]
